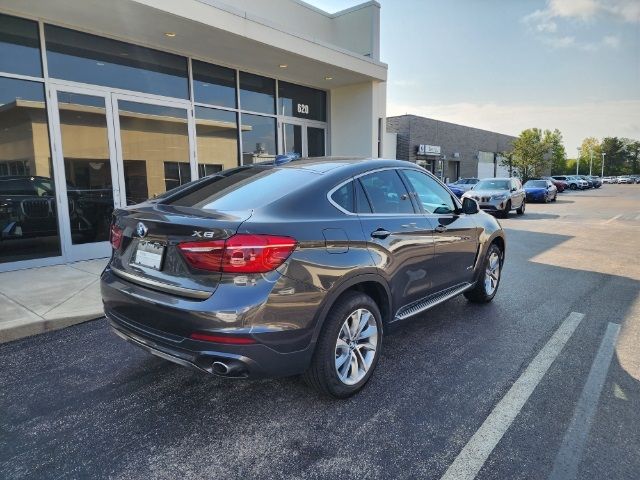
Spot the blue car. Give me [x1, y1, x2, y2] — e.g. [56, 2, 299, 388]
[523, 179, 557, 203]
[448, 185, 465, 198]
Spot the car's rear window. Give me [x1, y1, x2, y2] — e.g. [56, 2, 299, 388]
[526, 180, 547, 188]
[164, 166, 317, 211]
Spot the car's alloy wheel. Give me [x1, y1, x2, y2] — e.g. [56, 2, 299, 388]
[335, 309, 378, 385]
[484, 251, 501, 295]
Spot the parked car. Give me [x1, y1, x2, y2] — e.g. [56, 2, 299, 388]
[585, 176, 602, 188]
[617, 176, 632, 184]
[447, 178, 480, 192]
[552, 175, 589, 190]
[542, 176, 567, 192]
[101, 158, 506, 398]
[448, 184, 465, 198]
[462, 177, 526, 217]
[524, 179, 557, 203]
[602, 176, 615, 184]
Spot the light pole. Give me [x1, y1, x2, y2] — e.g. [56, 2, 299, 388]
[601, 152, 606, 177]
[576, 147, 581, 175]
[589, 149, 593, 176]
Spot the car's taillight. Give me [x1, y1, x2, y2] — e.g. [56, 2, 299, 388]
[110, 224, 123, 250]
[178, 234, 297, 273]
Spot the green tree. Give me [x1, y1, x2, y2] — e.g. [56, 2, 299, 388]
[548, 129, 567, 175]
[600, 137, 626, 175]
[501, 128, 555, 182]
[577, 137, 601, 176]
[622, 139, 640, 174]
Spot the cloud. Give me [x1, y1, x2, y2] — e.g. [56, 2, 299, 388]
[542, 35, 576, 48]
[547, 0, 600, 20]
[602, 34, 621, 48]
[387, 100, 640, 153]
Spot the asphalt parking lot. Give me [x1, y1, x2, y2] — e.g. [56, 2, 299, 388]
[1, 185, 639, 480]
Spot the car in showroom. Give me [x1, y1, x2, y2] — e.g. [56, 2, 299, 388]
[101, 158, 506, 398]
[462, 177, 526, 217]
[523, 179, 557, 203]
[447, 177, 480, 192]
[552, 175, 589, 190]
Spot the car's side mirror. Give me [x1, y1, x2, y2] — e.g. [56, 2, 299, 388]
[461, 197, 479, 214]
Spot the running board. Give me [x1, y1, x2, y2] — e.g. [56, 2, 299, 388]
[394, 283, 473, 321]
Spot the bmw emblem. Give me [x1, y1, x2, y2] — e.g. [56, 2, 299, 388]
[136, 222, 148, 238]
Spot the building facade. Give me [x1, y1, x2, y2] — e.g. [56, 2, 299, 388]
[0, 0, 387, 272]
[386, 115, 515, 182]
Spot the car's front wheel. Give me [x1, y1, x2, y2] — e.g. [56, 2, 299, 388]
[516, 199, 525, 215]
[464, 243, 503, 303]
[304, 291, 382, 398]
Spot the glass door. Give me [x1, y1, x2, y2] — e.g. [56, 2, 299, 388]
[307, 126, 326, 157]
[49, 86, 120, 262]
[280, 122, 326, 157]
[282, 122, 303, 157]
[111, 95, 193, 205]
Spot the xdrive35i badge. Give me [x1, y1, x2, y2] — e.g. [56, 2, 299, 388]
[136, 222, 148, 238]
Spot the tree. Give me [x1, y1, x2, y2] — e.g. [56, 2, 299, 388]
[548, 129, 567, 175]
[600, 137, 626, 176]
[501, 128, 555, 182]
[622, 139, 640, 175]
[577, 137, 601, 176]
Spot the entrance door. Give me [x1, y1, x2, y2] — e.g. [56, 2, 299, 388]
[111, 96, 193, 206]
[49, 86, 120, 262]
[280, 122, 326, 157]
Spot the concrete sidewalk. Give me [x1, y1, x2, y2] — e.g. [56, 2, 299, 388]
[0, 259, 108, 343]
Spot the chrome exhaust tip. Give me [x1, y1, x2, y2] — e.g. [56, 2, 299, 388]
[212, 361, 230, 375]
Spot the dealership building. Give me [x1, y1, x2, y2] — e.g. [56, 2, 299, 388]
[386, 114, 516, 182]
[0, 0, 387, 272]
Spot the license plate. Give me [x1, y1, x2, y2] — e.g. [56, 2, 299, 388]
[132, 241, 165, 270]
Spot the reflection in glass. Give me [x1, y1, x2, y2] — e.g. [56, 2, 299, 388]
[0, 77, 60, 263]
[240, 114, 277, 165]
[307, 127, 326, 157]
[0, 13, 43, 77]
[45, 25, 189, 99]
[278, 81, 327, 122]
[195, 107, 239, 175]
[192, 61, 236, 108]
[239, 72, 275, 114]
[282, 124, 302, 157]
[57, 92, 114, 244]
[117, 101, 190, 205]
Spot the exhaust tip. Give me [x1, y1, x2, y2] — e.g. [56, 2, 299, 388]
[212, 361, 230, 375]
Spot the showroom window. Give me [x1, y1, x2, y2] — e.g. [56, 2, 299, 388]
[192, 60, 237, 109]
[239, 72, 275, 114]
[195, 106, 239, 172]
[278, 81, 326, 122]
[240, 114, 277, 164]
[44, 25, 189, 99]
[0, 77, 61, 263]
[0, 13, 43, 77]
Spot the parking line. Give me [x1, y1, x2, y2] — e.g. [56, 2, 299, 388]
[603, 214, 622, 224]
[548, 322, 621, 480]
[440, 312, 585, 480]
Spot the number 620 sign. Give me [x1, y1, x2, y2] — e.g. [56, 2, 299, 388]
[297, 103, 309, 115]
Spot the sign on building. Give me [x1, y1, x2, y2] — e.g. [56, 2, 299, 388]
[417, 144, 441, 155]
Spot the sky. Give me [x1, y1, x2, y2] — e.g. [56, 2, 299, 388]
[306, 0, 640, 154]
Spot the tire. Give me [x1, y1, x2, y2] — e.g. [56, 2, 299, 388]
[552, 192, 557, 202]
[499, 200, 511, 218]
[516, 199, 525, 215]
[570, 183, 577, 190]
[464, 243, 503, 303]
[303, 291, 383, 398]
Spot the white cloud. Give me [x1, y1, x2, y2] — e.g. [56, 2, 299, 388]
[542, 35, 576, 48]
[548, 0, 600, 20]
[387, 100, 640, 153]
[602, 34, 621, 48]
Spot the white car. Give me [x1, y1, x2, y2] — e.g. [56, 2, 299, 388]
[553, 175, 589, 190]
[617, 176, 631, 184]
[602, 176, 615, 184]
[447, 178, 480, 192]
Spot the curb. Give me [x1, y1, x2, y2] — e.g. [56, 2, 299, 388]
[0, 313, 105, 344]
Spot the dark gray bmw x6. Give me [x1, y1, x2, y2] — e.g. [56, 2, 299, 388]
[101, 158, 506, 397]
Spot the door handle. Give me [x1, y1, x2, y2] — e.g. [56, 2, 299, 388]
[371, 228, 391, 239]
[435, 225, 447, 233]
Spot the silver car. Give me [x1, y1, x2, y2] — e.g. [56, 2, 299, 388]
[447, 177, 480, 192]
[462, 178, 526, 217]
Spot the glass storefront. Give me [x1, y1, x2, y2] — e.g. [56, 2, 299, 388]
[0, 13, 328, 269]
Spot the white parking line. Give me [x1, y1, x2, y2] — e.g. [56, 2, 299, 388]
[548, 322, 621, 480]
[603, 214, 623, 224]
[440, 312, 585, 480]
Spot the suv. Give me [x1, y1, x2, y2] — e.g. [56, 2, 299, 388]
[552, 175, 588, 190]
[101, 158, 506, 398]
[462, 177, 525, 217]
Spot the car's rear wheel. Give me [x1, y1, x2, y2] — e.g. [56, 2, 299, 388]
[304, 291, 382, 398]
[516, 199, 525, 215]
[464, 243, 503, 303]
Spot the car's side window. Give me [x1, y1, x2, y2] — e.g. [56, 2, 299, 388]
[331, 181, 355, 213]
[359, 170, 414, 214]
[401, 169, 456, 215]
